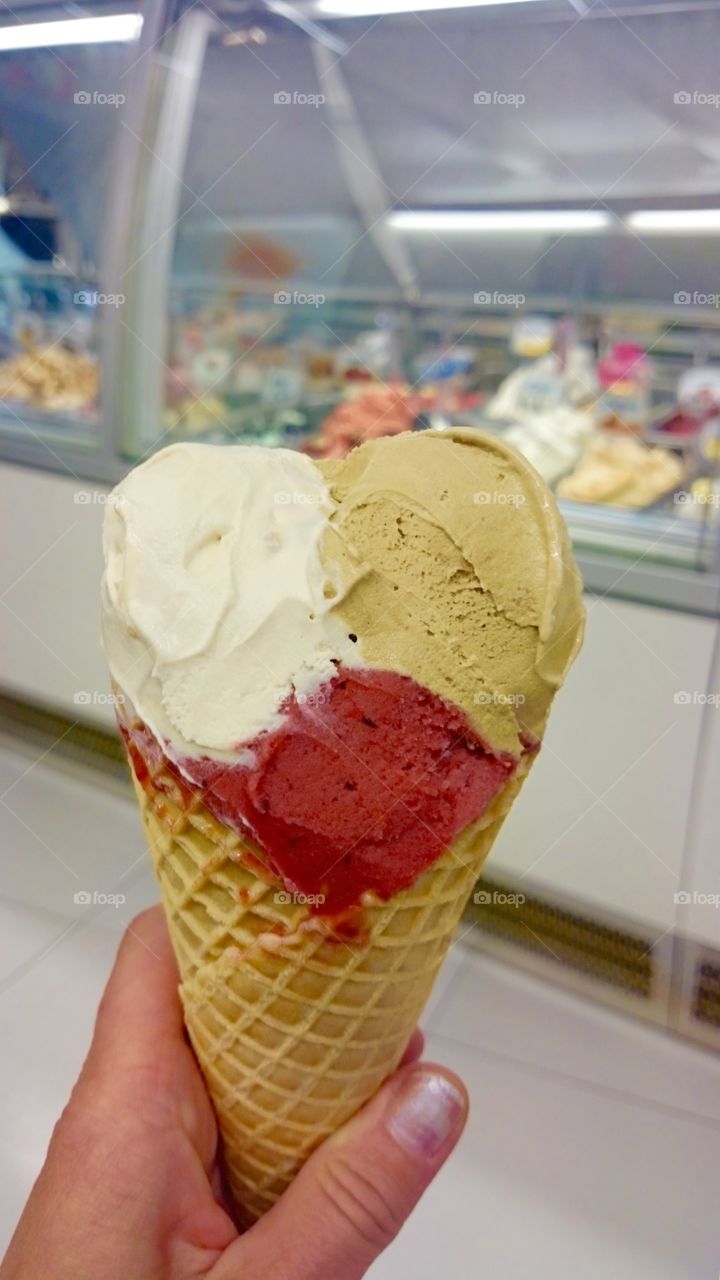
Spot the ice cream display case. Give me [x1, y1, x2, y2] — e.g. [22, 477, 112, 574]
[0, 0, 719, 616]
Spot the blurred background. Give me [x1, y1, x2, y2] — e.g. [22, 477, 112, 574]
[0, 1, 719, 1275]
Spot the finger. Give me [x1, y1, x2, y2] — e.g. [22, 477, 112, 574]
[215, 1063, 468, 1280]
[84, 906, 183, 1073]
[399, 1027, 424, 1065]
[5, 907, 234, 1280]
[77, 907, 221, 1175]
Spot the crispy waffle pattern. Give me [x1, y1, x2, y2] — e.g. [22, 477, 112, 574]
[128, 746, 528, 1223]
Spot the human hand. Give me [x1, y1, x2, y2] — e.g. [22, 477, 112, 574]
[1, 906, 468, 1280]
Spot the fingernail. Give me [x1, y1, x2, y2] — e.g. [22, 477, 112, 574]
[388, 1069, 466, 1158]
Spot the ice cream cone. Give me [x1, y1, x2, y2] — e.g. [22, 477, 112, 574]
[125, 724, 531, 1224]
[103, 429, 584, 1224]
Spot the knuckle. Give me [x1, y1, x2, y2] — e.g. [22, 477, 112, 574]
[48, 1090, 111, 1165]
[317, 1153, 405, 1253]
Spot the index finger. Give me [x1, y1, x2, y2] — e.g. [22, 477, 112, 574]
[85, 905, 183, 1076]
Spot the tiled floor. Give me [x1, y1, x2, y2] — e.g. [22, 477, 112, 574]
[1, 744, 719, 1278]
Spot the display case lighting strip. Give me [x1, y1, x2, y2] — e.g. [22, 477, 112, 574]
[388, 209, 720, 234]
[0, 13, 143, 52]
[626, 209, 720, 233]
[387, 209, 613, 232]
[315, 0, 546, 14]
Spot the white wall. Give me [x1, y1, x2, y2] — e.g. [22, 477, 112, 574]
[1, 460, 718, 944]
[0, 461, 113, 729]
[490, 598, 716, 938]
[673, 624, 720, 950]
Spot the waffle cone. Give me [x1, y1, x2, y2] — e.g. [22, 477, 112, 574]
[126, 739, 531, 1225]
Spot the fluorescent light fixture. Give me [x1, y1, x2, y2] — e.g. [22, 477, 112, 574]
[0, 13, 143, 52]
[626, 209, 720, 234]
[316, 0, 544, 14]
[387, 209, 612, 233]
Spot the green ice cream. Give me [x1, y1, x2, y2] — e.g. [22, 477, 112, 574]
[321, 428, 585, 758]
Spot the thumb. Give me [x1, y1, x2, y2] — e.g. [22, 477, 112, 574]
[216, 1062, 468, 1280]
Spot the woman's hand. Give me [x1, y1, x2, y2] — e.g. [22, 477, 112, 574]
[1, 906, 467, 1280]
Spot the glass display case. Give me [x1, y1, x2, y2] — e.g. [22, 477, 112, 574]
[0, 4, 148, 459]
[1, 0, 719, 615]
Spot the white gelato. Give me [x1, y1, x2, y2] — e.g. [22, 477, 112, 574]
[505, 407, 596, 486]
[101, 443, 360, 759]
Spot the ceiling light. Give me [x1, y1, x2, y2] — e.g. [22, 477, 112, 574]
[626, 209, 720, 234]
[315, 0, 544, 14]
[386, 209, 613, 233]
[0, 13, 143, 52]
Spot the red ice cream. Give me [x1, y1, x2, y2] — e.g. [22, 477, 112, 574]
[124, 666, 520, 915]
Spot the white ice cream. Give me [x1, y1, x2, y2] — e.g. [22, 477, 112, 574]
[101, 442, 360, 759]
